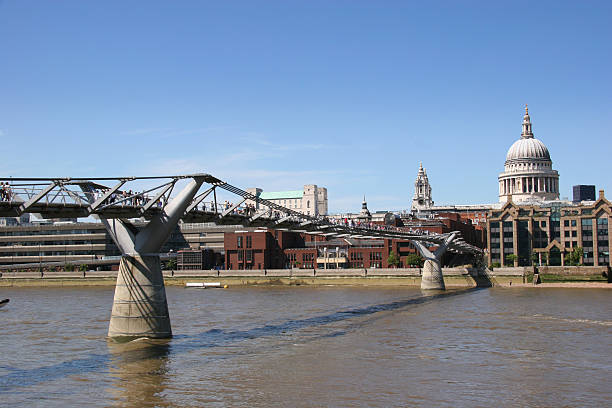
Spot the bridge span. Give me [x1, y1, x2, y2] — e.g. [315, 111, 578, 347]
[0, 174, 482, 339]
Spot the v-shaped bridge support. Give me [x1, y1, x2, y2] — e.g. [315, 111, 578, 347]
[83, 176, 206, 340]
[411, 233, 457, 290]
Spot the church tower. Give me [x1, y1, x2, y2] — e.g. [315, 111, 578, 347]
[358, 195, 372, 221]
[411, 163, 434, 213]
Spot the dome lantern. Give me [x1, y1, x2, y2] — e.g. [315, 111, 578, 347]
[521, 104, 534, 139]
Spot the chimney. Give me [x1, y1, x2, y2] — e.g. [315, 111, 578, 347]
[599, 189, 605, 199]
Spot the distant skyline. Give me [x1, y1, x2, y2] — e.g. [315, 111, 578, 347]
[1, 1, 610, 213]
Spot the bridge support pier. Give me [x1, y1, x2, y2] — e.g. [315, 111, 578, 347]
[108, 255, 171, 339]
[83, 176, 206, 340]
[421, 258, 445, 290]
[412, 233, 457, 291]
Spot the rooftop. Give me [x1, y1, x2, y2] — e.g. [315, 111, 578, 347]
[259, 190, 303, 200]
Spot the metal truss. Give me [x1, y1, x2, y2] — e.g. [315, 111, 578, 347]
[0, 174, 482, 255]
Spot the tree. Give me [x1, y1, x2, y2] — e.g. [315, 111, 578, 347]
[564, 246, 583, 266]
[531, 252, 539, 266]
[165, 259, 177, 270]
[387, 251, 400, 268]
[405, 253, 424, 268]
[505, 254, 518, 265]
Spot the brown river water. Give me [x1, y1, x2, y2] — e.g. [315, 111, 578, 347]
[0, 286, 610, 407]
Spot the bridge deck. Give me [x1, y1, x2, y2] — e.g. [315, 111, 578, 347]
[0, 175, 482, 255]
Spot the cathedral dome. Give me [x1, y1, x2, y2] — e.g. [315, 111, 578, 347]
[498, 105, 559, 203]
[505, 137, 550, 162]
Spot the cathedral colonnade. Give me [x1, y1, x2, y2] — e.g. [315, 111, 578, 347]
[499, 175, 559, 196]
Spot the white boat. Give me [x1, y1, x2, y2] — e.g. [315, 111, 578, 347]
[185, 282, 222, 289]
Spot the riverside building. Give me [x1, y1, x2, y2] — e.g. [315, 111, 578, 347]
[487, 190, 611, 267]
[0, 219, 236, 270]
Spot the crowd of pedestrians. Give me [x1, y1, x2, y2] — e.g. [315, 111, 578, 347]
[93, 189, 151, 207]
[0, 182, 12, 201]
[326, 216, 429, 235]
[194, 200, 258, 216]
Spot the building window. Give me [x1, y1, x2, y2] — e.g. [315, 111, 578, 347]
[237, 236, 243, 248]
[246, 236, 252, 248]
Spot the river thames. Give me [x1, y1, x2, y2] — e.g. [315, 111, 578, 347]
[1, 286, 610, 407]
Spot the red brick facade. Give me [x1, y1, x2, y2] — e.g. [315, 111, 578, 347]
[224, 212, 484, 270]
[224, 229, 304, 270]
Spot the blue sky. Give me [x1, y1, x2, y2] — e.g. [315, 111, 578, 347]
[0, 1, 610, 213]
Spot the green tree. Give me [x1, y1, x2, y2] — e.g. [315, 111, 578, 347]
[78, 264, 87, 272]
[564, 246, 583, 266]
[165, 259, 177, 270]
[505, 254, 518, 265]
[405, 253, 424, 267]
[387, 251, 400, 268]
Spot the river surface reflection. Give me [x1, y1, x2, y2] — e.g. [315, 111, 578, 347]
[1, 286, 610, 407]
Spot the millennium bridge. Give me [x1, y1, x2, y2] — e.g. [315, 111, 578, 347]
[0, 174, 482, 339]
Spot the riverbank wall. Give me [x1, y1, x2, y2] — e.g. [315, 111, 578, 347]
[0, 267, 509, 287]
[0, 266, 608, 287]
[491, 266, 610, 283]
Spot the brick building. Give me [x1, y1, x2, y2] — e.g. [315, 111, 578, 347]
[224, 229, 305, 270]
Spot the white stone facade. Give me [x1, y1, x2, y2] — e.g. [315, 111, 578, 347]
[498, 106, 560, 203]
[246, 185, 328, 216]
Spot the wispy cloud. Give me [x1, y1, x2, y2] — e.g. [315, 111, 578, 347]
[118, 128, 173, 136]
[118, 126, 239, 138]
[241, 135, 327, 152]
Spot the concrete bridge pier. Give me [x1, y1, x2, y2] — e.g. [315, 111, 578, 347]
[109, 255, 171, 339]
[83, 176, 206, 340]
[412, 233, 457, 291]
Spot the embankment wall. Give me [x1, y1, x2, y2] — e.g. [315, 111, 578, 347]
[1, 267, 608, 287]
